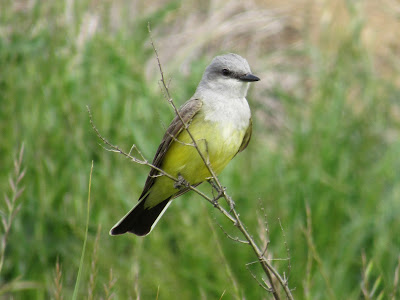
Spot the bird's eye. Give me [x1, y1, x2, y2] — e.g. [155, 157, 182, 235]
[221, 69, 231, 76]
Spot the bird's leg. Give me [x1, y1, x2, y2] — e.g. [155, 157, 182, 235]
[174, 174, 190, 190]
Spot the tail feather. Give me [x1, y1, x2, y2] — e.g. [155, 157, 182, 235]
[110, 198, 172, 236]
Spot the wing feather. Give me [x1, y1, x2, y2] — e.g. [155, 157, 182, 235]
[237, 118, 252, 154]
[138, 99, 203, 200]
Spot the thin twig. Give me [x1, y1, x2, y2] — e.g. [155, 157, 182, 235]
[257, 203, 270, 256]
[245, 261, 272, 292]
[214, 216, 249, 244]
[278, 218, 291, 282]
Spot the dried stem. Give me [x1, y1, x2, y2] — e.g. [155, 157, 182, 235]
[278, 218, 291, 282]
[0, 144, 26, 275]
[53, 257, 64, 300]
[103, 268, 116, 300]
[246, 261, 273, 292]
[391, 255, 400, 300]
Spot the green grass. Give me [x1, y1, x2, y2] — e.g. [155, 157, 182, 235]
[1, 1, 400, 299]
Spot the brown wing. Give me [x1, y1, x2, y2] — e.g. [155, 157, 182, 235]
[237, 118, 252, 154]
[138, 98, 203, 200]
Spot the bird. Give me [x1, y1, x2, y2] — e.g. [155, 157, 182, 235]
[110, 53, 260, 236]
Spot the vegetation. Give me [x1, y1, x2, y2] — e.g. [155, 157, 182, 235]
[1, 0, 399, 299]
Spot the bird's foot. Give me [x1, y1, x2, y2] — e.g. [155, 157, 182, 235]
[174, 174, 190, 189]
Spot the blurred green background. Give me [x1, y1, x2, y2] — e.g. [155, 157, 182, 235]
[1, 0, 400, 299]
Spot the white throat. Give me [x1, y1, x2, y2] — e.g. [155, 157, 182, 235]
[192, 65, 253, 131]
[194, 88, 251, 130]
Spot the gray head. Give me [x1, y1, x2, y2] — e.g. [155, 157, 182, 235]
[195, 53, 260, 99]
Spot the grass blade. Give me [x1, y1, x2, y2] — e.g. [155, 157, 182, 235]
[72, 161, 94, 300]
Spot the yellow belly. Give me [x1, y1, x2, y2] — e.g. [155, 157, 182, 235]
[145, 113, 246, 208]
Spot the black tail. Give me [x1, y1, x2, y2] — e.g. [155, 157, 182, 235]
[110, 198, 171, 236]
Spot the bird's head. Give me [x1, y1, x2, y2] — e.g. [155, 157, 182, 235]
[198, 53, 260, 99]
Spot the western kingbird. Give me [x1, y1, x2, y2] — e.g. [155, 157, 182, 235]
[110, 53, 260, 236]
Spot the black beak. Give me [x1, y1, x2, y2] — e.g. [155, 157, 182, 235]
[239, 73, 260, 82]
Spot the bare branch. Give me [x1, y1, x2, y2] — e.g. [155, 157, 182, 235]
[214, 217, 249, 244]
[245, 262, 273, 292]
[278, 218, 291, 281]
[166, 131, 196, 147]
[257, 203, 270, 256]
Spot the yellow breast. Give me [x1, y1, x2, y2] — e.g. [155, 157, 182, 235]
[144, 112, 247, 208]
